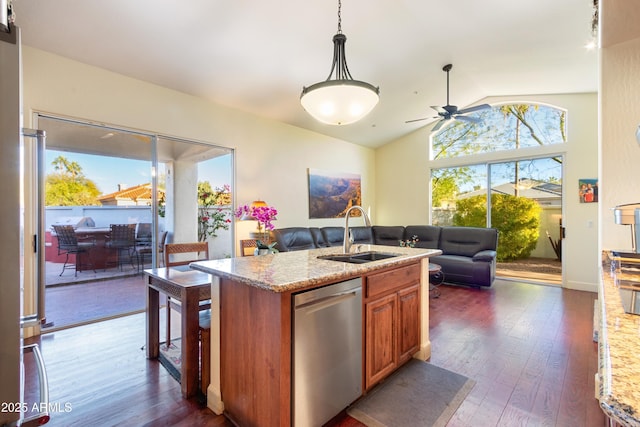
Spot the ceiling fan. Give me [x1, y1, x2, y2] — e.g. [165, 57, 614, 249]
[406, 64, 490, 132]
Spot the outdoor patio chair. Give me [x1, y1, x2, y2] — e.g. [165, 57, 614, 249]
[51, 224, 96, 277]
[136, 230, 168, 272]
[135, 222, 153, 246]
[106, 224, 138, 271]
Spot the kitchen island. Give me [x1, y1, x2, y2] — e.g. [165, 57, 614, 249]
[191, 244, 441, 426]
[599, 251, 640, 427]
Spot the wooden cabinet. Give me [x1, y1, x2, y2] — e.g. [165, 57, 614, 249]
[398, 285, 421, 363]
[364, 263, 421, 390]
[215, 259, 425, 424]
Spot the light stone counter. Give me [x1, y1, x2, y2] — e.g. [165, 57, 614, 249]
[190, 244, 442, 292]
[599, 251, 640, 427]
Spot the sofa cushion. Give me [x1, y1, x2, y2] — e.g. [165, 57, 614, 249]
[473, 250, 497, 262]
[350, 226, 374, 244]
[372, 226, 405, 246]
[405, 225, 441, 249]
[321, 227, 345, 247]
[310, 227, 328, 247]
[438, 226, 498, 257]
[431, 254, 495, 287]
[273, 227, 317, 252]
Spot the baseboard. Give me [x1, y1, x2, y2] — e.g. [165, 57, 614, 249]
[564, 280, 597, 293]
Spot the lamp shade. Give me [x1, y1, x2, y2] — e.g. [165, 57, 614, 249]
[301, 80, 379, 125]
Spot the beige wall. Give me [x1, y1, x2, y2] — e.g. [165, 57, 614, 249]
[600, 37, 640, 250]
[376, 93, 599, 291]
[21, 47, 376, 243]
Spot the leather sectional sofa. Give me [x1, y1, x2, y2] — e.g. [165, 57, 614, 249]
[273, 225, 499, 287]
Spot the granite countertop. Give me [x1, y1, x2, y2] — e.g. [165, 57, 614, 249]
[190, 244, 442, 293]
[599, 251, 640, 426]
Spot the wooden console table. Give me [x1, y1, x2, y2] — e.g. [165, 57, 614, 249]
[145, 266, 211, 398]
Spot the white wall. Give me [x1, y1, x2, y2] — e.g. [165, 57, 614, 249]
[600, 37, 640, 251]
[375, 93, 599, 291]
[21, 47, 376, 248]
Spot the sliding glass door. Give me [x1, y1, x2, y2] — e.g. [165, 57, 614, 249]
[29, 114, 233, 330]
[431, 155, 563, 284]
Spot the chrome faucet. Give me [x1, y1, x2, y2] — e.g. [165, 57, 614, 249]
[343, 205, 371, 253]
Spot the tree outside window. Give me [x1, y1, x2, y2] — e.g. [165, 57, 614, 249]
[46, 155, 101, 206]
[197, 182, 232, 242]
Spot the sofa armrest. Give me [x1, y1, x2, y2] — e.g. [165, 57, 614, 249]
[472, 250, 496, 262]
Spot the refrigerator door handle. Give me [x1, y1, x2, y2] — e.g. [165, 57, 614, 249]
[20, 344, 50, 427]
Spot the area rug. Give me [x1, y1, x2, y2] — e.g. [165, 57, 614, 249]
[158, 339, 182, 383]
[347, 359, 475, 427]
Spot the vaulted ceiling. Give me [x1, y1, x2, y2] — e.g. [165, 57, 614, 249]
[13, 0, 598, 148]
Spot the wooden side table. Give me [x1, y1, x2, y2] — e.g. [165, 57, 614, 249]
[145, 267, 211, 398]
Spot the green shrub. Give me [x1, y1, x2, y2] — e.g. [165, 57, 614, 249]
[453, 194, 541, 261]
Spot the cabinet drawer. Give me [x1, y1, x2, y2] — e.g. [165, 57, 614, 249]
[366, 263, 420, 299]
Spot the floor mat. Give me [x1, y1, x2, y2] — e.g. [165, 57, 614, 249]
[348, 359, 475, 427]
[158, 339, 181, 383]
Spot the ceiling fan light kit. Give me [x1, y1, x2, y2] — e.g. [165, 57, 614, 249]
[300, 0, 379, 126]
[407, 63, 490, 132]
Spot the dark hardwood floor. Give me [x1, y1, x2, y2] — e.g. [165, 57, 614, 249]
[429, 280, 603, 427]
[24, 279, 604, 427]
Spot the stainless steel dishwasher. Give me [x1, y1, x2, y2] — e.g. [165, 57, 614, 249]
[293, 277, 362, 427]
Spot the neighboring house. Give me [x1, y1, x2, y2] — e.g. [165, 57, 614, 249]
[97, 183, 164, 207]
[458, 179, 562, 207]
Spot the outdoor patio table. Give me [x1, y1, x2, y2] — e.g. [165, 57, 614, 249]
[73, 227, 113, 270]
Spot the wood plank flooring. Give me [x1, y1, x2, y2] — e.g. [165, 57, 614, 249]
[429, 280, 603, 427]
[24, 279, 604, 427]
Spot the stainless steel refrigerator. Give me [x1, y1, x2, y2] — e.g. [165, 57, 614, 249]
[1, 9, 49, 427]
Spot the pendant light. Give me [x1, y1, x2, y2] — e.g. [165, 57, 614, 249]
[300, 0, 379, 125]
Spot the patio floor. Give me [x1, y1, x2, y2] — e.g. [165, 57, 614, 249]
[43, 260, 161, 330]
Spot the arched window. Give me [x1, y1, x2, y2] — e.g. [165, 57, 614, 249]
[431, 104, 566, 160]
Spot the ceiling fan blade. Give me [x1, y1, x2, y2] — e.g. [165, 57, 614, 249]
[431, 119, 446, 132]
[431, 106, 447, 114]
[456, 104, 491, 115]
[455, 115, 481, 123]
[405, 117, 429, 124]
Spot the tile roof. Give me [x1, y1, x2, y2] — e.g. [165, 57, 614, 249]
[98, 183, 164, 204]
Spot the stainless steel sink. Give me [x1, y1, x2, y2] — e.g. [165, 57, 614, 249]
[317, 251, 399, 264]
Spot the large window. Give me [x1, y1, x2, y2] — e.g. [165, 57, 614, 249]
[430, 103, 565, 271]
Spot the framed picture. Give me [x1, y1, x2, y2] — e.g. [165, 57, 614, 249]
[308, 169, 362, 218]
[578, 178, 598, 203]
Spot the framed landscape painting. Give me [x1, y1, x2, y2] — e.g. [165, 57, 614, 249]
[308, 169, 362, 218]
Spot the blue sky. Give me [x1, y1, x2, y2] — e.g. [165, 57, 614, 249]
[46, 150, 231, 195]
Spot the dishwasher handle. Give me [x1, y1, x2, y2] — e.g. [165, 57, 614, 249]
[295, 290, 360, 315]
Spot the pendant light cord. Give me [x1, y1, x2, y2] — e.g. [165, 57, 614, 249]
[337, 0, 342, 34]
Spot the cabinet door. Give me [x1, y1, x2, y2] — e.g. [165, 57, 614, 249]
[365, 293, 397, 389]
[397, 284, 420, 364]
